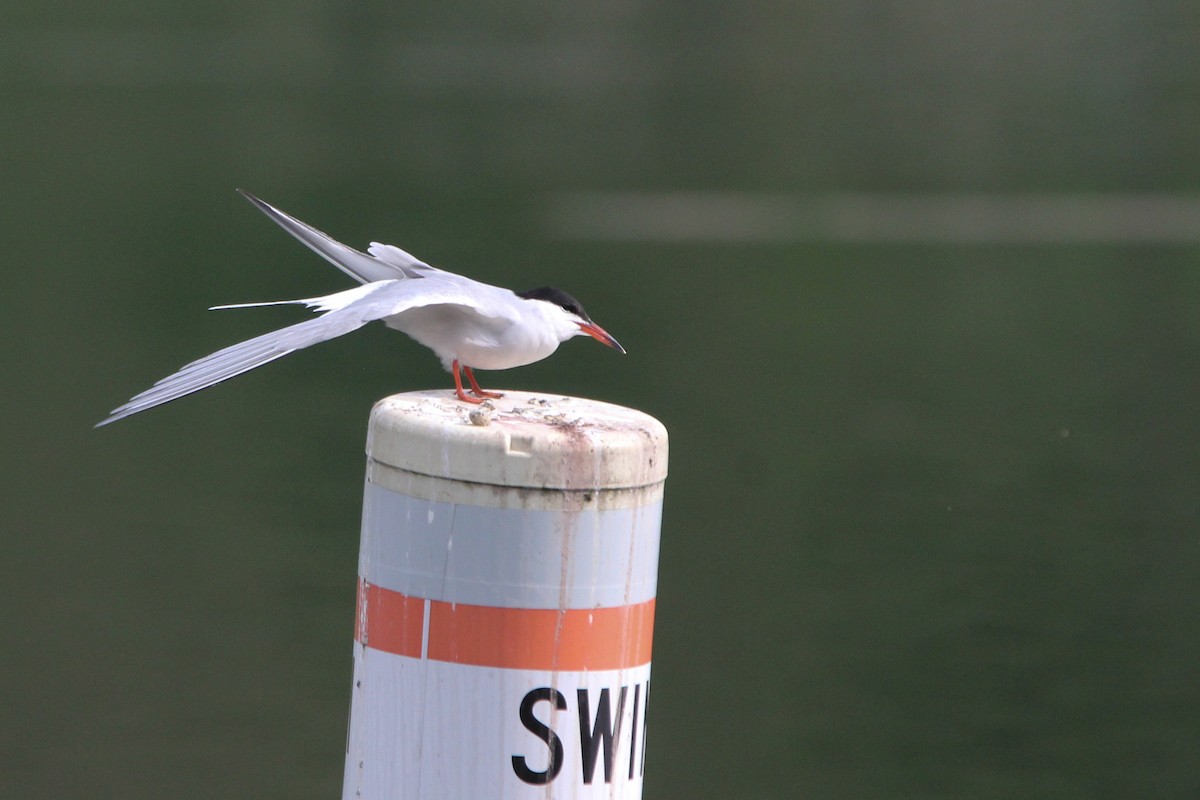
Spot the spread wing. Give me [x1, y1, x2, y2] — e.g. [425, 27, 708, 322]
[238, 190, 445, 283]
[96, 278, 515, 427]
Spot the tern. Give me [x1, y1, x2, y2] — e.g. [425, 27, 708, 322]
[96, 191, 625, 427]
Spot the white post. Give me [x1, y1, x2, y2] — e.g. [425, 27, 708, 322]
[343, 390, 668, 800]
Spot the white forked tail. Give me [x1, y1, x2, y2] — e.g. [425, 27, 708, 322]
[210, 281, 396, 314]
[209, 299, 308, 311]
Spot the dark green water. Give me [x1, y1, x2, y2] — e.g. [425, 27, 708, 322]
[4, 5, 1199, 798]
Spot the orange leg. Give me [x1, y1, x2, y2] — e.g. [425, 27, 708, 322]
[463, 366, 504, 399]
[452, 360, 485, 404]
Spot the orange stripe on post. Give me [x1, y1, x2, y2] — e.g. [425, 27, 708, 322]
[428, 598, 655, 671]
[356, 581, 655, 671]
[355, 581, 425, 659]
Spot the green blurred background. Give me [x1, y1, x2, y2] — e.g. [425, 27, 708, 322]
[4, 3, 1200, 798]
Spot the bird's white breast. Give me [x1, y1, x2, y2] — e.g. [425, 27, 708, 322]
[385, 302, 563, 372]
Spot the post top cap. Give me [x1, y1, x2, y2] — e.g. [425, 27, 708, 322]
[366, 390, 668, 491]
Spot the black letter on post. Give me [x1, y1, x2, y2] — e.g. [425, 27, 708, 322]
[578, 686, 628, 784]
[512, 687, 568, 785]
[628, 682, 641, 780]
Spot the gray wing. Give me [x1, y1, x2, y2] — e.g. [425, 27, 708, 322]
[239, 190, 436, 284]
[366, 242, 450, 278]
[96, 279, 514, 427]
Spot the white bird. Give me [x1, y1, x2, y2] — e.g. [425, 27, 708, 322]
[96, 190, 625, 427]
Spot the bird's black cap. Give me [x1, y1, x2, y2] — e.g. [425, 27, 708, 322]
[516, 286, 593, 322]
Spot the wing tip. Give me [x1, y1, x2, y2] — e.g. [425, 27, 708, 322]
[237, 187, 270, 211]
[94, 411, 123, 428]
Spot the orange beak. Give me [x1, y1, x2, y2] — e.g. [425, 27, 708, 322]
[577, 321, 626, 354]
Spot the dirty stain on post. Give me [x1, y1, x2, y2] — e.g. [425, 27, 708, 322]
[345, 390, 669, 799]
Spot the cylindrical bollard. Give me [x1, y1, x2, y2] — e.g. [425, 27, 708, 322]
[343, 390, 668, 799]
